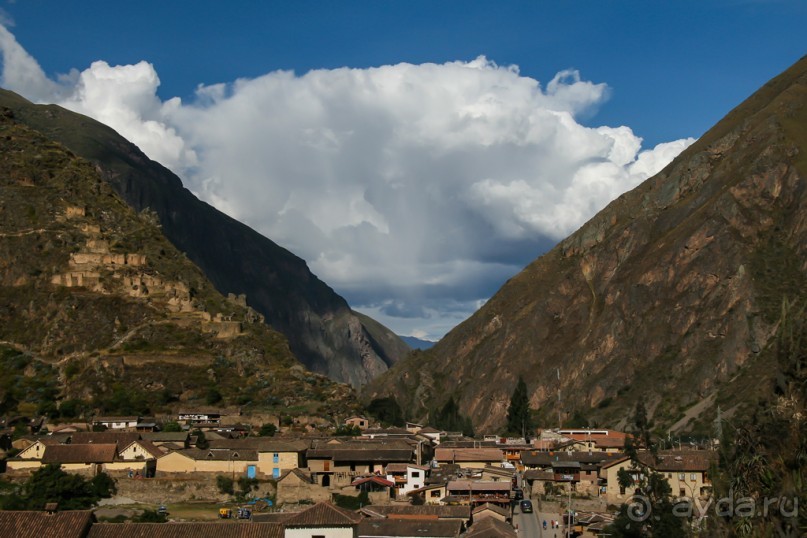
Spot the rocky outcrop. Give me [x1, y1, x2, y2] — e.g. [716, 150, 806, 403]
[364, 55, 807, 434]
[0, 90, 409, 388]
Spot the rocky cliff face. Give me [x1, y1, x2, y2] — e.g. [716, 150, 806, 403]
[0, 90, 409, 388]
[0, 108, 357, 417]
[364, 56, 807, 434]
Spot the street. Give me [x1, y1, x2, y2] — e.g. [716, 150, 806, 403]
[513, 504, 540, 537]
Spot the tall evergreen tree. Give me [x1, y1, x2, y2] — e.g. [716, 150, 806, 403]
[505, 376, 532, 437]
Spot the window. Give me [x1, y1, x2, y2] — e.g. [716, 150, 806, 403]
[411, 471, 420, 478]
[680, 488, 686, 497]
[272, 468, 280, 479]
[430, 490, 441, 497]
[690, 473, 697, 481]
[273, 453, 279, 463]
[678, 473, 685, 481]
[620, 486, 626, 495]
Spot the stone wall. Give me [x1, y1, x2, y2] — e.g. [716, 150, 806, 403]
[110, 472, 276, 504]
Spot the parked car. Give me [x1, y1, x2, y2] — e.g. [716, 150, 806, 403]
[520, 500, 533, 513]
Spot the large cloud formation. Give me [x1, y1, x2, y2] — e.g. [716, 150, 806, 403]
[0, 25, 693, 340]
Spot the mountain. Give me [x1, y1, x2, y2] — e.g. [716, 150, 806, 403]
[398, 335, 436, 350]
[0, 89, 409, 388]
[0, 107, 358, 418]
[364, 55, 807, 435]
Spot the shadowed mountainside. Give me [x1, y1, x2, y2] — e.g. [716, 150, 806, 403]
[364, 55, 807, 435]
[0, 89, 409, 388]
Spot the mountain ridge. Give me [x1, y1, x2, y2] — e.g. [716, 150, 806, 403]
[363, 55, 807, 434]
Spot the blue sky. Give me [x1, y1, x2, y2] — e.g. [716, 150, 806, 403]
[1, 1, 805, 340]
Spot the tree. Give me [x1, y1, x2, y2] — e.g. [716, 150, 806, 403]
[431, 396, 475, 437]
[333, 424, 361, 436]
[193, 429, 209, 449]
[366, 397, 405, 427]
[162, 421, 182, 432]
[258, 423, 277, 437]
[216, 475, 235, 496]
[606, 402, 683, 538]
[505, 376, 532, 438]
[0, 464, 115, 510]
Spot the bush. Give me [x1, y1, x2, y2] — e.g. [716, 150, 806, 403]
[216, 475, 234, 495]
[258, 423, 277, 437]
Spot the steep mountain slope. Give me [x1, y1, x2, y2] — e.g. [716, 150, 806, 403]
[0, 108, 357, 418]
[0, 89, 409, 388]
[364, 55, 807, 434]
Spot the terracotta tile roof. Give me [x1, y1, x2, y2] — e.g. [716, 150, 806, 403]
[434, 448, 503, 462]
[141, 432, 189, 443]
[277, 468, 314, 484]
[208, 438, 310, 452]
[307, 447, 414, 462]
[0, 510, 94, 538]
[385, 463, 429, 473]
[70, 432, 141, 447]
[282, 501, 362, 527]
[358, 518, 462, 537]
[361, 504, 470, 519]
[472, 503, 510, 517]
[447, 480, 510, 492]
[351, 476, 395, 488]
[639, 450, 716, 472]
[121, 440, 164, 459]
[173, 448, 259, 461]
[87, 522, 282, 537]
[41, 444, 118, 464]
[93, 416, 139, 423]
[464, 516, 517, 538]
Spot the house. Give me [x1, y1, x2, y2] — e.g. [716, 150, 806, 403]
[70, 431, 141, 448]
[433, 447, 504, 469]
[282, 501, 362, 538]
[140, 431, 190, 448]
[0, 510, 95, 538]
[276, 468, 331, 505]
[479, 465, 515, 483]
[350, 475, 395, 503]
[558, 429, 629, 453]
[385, 463, 430, 498]
[598, 456, 636, 502]
[177, 408, 226, 426]
[40, 444, 119, 475]
[418, 427, 445, 445]
[639, 451, 715, 500]
[471, 503, 510, 523]
[464, 516, 517, 538]
[344, 416, 370, 430]
[104, 439, 163, 476]
[92, 416, 139, 431]
[598, 451, 716, 504]
[443, 480, 511, 508]
[407, 483, 449, 505]
[208, 438, 309, 478]
[307, 439, 415, 487]
[358, 518, 462, 538]
[156, 448, 259, 476]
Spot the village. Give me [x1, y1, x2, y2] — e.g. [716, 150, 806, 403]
[0, 410, 718, 537]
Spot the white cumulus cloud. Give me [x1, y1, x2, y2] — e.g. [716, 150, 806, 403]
[0, 25, 694, 340]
